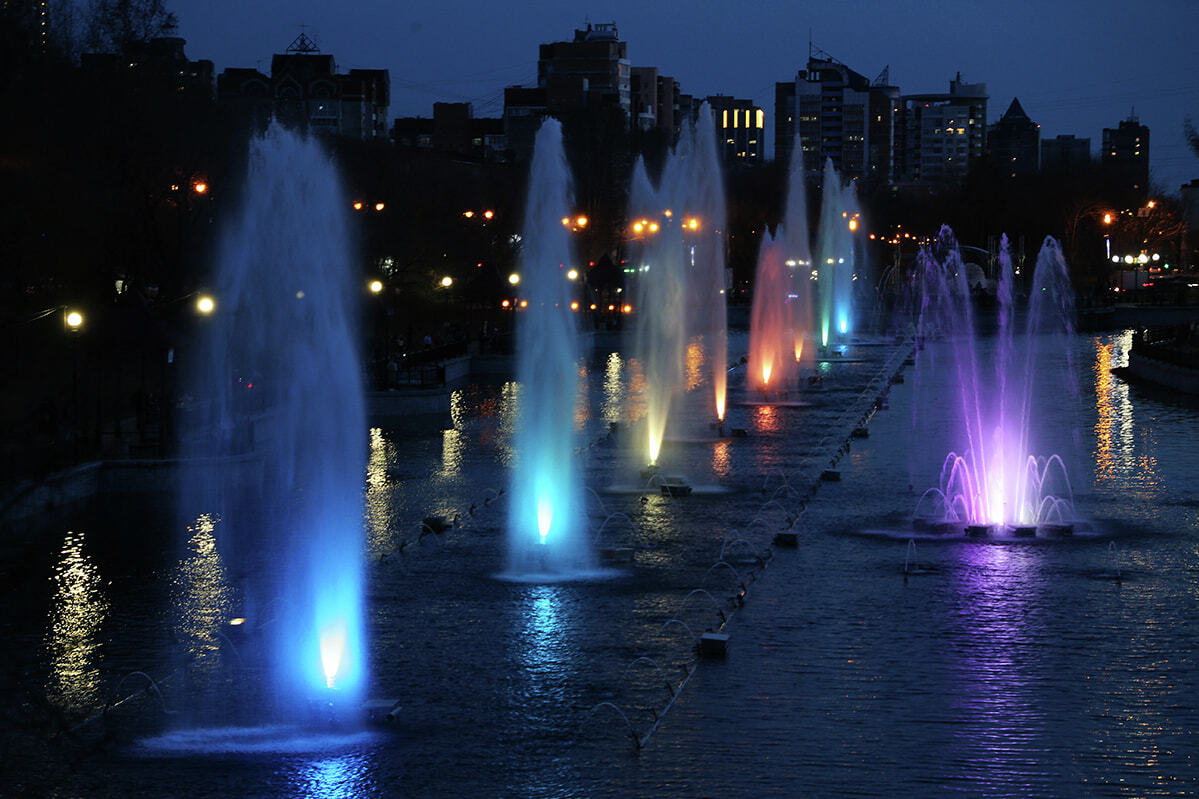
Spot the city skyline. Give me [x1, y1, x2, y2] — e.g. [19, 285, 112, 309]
[165, 0, 1199, 192]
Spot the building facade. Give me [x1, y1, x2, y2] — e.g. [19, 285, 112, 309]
[706, 95, 764, 164]
[1041, 134, 1091, 172]
[896, 73, 988, 185]
[537, 22, 630, 113]
[987, 97, 1039, 179]
[1102, 114, 1150, 201]
[774, 51, 897, 185]
[217, 34, 389, 140]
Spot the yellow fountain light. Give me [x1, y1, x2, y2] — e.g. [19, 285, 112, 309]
[762, 363, 772, 386]
[537, 500, 553, 541]
[715, 395, 726, 422]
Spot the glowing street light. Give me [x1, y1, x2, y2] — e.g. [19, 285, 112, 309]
[848, 217, 858, 232]
[195, 295, 215, 315]
[440, 276, 453, 288]
[566, 268, 579, 281]
[65, 310, 84, 331]
[464, 210, 475, 218]
[685, 217, 700, 231]
[508, 273, 520, 286]
[368, 279, 384, 294]
[575, 215, 588, 228]
[483, 210, 494, 220]
[353, 201, 364, 211]
[1102, 212, 1113, 225]
[374, 202, 385, 212]
[192, 181, 208, 195]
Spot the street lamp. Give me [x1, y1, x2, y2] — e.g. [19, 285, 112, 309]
[368, 279, 384, 294]
[440, 276, 453, 288]
[508, 273, 520, 286]
[65, 310, 84, 331]
[566, 269, 579, 281]
[196, 295, 215, 315]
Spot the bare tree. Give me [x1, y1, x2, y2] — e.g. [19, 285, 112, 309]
[83, 0, 176, 53]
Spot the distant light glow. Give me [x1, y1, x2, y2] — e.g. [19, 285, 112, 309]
[65, 310, 84, 329]
[196, 295, 215, 314]
[352, 201, 363, 211]
[839, 316, 848, 334]
[368, 280, 383, 294]
[440, 276, 453, 288]
[374, 202, 385, 212]
[483, 210, 494, 219]
[193, 181, 208, 195]
[575, 215, 588, 227]
[537, 501, 552, 541]
[566, 268, 579, 280]
[762, 363, 772, 386]
[508, 273, 520, 285]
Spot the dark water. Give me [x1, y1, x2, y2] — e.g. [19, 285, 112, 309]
[3, 331, 1197, 797]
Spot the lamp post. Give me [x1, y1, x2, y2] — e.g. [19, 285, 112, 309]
[64, 309, 84, 458]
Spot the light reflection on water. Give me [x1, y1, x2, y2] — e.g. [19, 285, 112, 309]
[365, 427, 394, 556]
[44, 528, 108, 711]
[296, 751, 375, 799]
[943, 544, 1050, 791]
[685, 336, 705, 392]
[172, 514, 235, 661]
[602, 352, 625, 425]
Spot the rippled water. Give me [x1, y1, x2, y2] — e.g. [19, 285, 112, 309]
[4, 331, 1197, 797]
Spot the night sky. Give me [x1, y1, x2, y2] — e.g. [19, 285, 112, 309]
[169, 0, 1199, 191]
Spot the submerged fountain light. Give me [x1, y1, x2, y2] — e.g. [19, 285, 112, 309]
[319, 620, 347, 689]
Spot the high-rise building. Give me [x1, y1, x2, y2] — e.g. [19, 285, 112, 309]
[82, 36, 214, 99]
[896, 73, 988, 185]
[537, 22, 630, 113]
[2, 0, 50, 54]
[706, 95, 765, 164]
[1040, 134, 1091, 173]
[774, 49, 897, 184]
[988, 97, 1040, 179]
[1102, 114, 1150, 201]
[217, 34, 389, 140]
[630, 66, 659, 131]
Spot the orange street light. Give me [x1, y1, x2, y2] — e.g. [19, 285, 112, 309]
[575, 215, 588, 227]
[374, 202, 385, 212]
[193, 181, 208, 195]
[368, 279, 384, 294]
[353, 201, 364, 211]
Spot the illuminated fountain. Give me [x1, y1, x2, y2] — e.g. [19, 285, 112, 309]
[505, 119, 595, 577]
[685, 107, 730, 426]
[749, 134, 812, 392]
[181, 123, 368, 718]
[630, 104, 728, 468]
[748, 232, 793, 392]
[814, 159, 854, 347]
[913, 229, 1078, 534]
